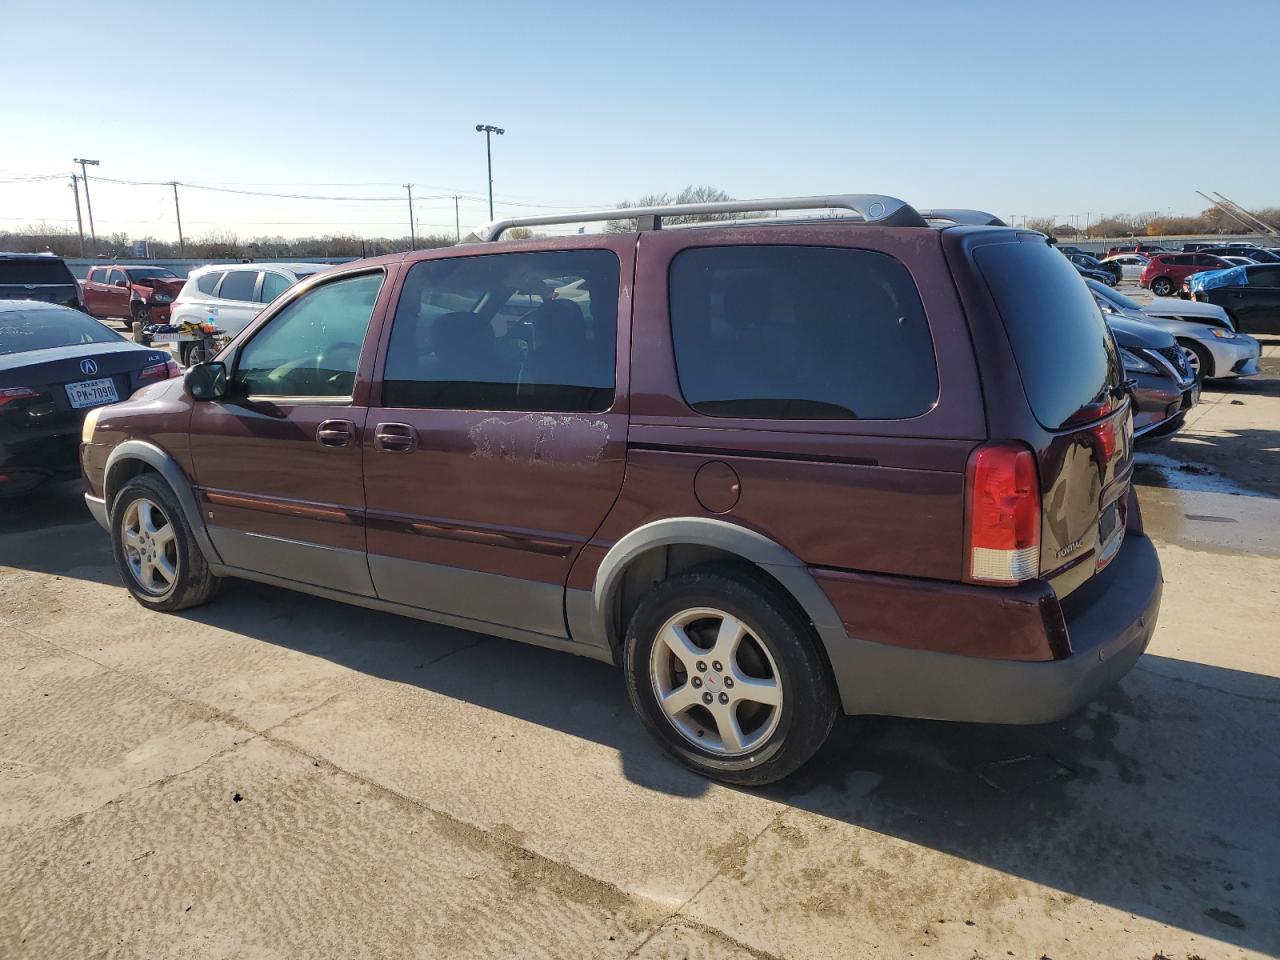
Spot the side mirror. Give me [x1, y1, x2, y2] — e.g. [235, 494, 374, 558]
[184, 361, 228, 401]
[114, 279, 128, 288]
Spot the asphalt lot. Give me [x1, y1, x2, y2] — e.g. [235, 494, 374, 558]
[2, 321, 1278, 959]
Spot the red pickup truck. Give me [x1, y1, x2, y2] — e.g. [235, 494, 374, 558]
[81, 266, 185, 327]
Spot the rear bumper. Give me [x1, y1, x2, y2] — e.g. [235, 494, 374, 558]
[825, 533, 1162, 724]
[1, 427, 82, 488]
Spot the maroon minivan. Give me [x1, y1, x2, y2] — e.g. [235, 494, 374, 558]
[80, 195, 1162, 784]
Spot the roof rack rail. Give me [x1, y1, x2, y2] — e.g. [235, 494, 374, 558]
[918, 209, 1008, 227]
[466, 194, 927, 242]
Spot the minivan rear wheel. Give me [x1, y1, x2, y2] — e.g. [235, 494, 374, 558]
[1151, 277, 1175, 297]
[623, 565, 837, 785]
[111, 474, 220, 612]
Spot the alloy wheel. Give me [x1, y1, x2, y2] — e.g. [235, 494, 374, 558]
[648, 607, 783, 756]
[120, 497, 179, 596]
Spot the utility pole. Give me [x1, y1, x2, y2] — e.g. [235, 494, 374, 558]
[69, 175, 85, 256]
[454, 195, 461, 242]
[171, 182, 185, 255]
[474, 124, 504, 220]
[404, 184, 416, 248]
[73, 158, 99, 253]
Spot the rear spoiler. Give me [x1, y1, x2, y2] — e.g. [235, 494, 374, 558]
[919, 209, 1008, 227]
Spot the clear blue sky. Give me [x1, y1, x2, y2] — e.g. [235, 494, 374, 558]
[2, 0, 1275, 241]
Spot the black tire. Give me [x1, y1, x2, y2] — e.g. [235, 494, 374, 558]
[1179, 339, 1213, 380]
[188, 341, 209, 365]
[623, 563, 838, 786]
[110, 473, 221, 612]
[1151, 276, 1174, 297]
[131, 302, 149, 329]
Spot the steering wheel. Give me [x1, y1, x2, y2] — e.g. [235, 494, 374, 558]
[318, 341, 360, 383]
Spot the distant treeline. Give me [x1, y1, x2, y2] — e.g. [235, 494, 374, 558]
[4, 198, 1277, 257]
[1023, 206, 1280, 239]
[0, 225, 459, 260]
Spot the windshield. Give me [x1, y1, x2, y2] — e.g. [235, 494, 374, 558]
[0, 307, 122, 355]
[0, 259, 75, 284]
[124, 268, 178, 281]
[1089, 280, 1143, 311]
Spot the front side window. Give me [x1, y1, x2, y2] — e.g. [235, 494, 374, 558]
[382, 250, 618, 412]
[668, 245, 938, 420]
[107, 269, 126, 286]
[236, 272, 383, 398]
[218, 270, 258, 302]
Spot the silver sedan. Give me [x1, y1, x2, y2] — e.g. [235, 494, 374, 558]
[1088, 279, 1260, 380]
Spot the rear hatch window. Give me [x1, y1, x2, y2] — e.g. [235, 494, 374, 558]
[974, 238, 1123, 430]
[0, 258, 76, 285]
[973, 236, 1131, 591]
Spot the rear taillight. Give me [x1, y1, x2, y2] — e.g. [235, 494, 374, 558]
[138, 360, 181, 383]
[0, 386, 40, 409]
[966, 442, 1041, 585]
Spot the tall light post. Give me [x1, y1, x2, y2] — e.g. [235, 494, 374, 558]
[73, 158, 99, 253]
[475, 124, 504, 220]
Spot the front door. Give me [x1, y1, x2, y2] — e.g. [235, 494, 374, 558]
[188, 269, 389, 595]
[105, 268, 131, 319]
[362, 241, 632, 638]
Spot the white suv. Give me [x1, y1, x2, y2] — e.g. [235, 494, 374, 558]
[169, 262, 329, 363]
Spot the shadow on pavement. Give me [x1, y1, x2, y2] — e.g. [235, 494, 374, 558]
[154, 577, 1280, 953]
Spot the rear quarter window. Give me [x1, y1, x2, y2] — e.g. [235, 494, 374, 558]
[196, 271, 225, 295]
[668, 245, 938, 420]
[974, 238, 1122, 431]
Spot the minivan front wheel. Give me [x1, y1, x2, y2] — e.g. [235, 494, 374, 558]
[111, 474, 220, 612]
[623, 566, 837, 785]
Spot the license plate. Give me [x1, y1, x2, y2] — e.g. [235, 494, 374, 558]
[1096, 501, 1125, 572]
[150, 332, 193, 343]
[65, 377, 118, 409]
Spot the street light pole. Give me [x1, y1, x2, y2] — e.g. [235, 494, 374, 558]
[454, 195, 460, 243]
[73, 158, 99, 253]
[474, 124, 504, 220]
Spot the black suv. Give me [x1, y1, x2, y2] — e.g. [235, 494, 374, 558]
[0, 253, 82, 310]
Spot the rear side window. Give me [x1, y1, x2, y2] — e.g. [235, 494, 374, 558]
[1247, 266, 1280, 287]
[974, 239, 1122, 431]
[218, 270, 258, 302]
[196, 271, 224, 294]
[668, 246, 937, 420]
[382, 250, 618, 412]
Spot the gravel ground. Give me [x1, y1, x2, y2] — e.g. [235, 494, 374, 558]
[1, 337, 1278, 960]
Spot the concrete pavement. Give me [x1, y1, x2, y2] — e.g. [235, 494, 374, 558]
[2, 341, 1278, 959]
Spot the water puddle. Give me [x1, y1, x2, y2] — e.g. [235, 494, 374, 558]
[1134, 453, 1280, 556]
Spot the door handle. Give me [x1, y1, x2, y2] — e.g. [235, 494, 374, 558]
[374, 422, 418, 453]
[316, 419, 356, 448]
